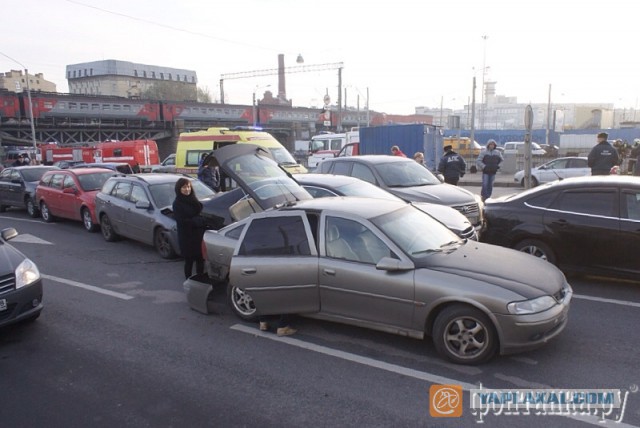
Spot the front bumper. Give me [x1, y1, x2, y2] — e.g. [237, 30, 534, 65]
[0, 279, 43, 328]
[495, 291, 572, 355]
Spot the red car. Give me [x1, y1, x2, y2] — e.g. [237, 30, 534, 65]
[35, 168, 118, 232]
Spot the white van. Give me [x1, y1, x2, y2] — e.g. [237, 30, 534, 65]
[503, 141, 547, 156]
[308, 130, 359, 169]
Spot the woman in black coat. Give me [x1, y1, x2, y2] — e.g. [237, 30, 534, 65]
[173, 177, 205, 279]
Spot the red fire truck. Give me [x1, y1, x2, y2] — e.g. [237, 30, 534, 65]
[39, 140, 160, 168]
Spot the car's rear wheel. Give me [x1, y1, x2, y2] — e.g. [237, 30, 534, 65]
[154, 227, 177, 259]
[514, 239, 556, 264]
[26, 198, 39, 218]
[100, 214, 120, 242]
[82, 208, 98, 232]
[227, 282, 258, 321]
[40, 202, 55, 222]
[520, 177, 539, 187]
[432, 305, 498, 365]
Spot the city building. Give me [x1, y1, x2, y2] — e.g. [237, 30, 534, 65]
[416, 82, 624, 131]
[66, 59, 198, 99]
[0, 70, 56, 92]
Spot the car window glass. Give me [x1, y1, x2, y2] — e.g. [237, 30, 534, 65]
[50, 174, 63, 189]
[239, 216, 310, 256]
[10, 171, 21, 181]
[101, 179, 116, 194]
[114, 182, 132, 200]
[325, 216, 391, 264]
[351, 163, 376, 184]
[225, 223, 246, 240]
[552, 191, 616, 217]
[149, 183, 175, 208]
[77, 172, 115, 191]
[130, 184, 148, 204]
[63, 175, 75, 189]
[331, 161, 352, 176]
[569, 158, 588, 168]
[0, 169, 11, 181]
[40, 173, 53, 186]
[549, 159, 567, 169]
[623, 191, 640, 221]
[302, 185, 337, 198]
[526, 191, 557, 208]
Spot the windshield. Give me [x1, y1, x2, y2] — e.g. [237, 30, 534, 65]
[77, 172, 116, 191]
[149, 178, 215, 208]
[21, 167, 52, 182]
[268, 147, 298, 165]
[374, 161, 441, 187]
[371, 205, 459, 257]
[337, 181, 402, 201]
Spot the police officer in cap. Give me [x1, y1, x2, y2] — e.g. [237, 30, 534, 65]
[437, 144, 466, 185]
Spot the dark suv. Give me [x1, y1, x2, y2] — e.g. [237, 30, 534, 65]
[317, 155, 483, 230]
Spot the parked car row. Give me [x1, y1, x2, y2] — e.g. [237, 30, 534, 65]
[184, 144, 574, 366]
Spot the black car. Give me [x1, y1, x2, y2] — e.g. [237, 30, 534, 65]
[295, 173, 477, 240]
[0, 227, 43, 328]
[0, 166, 59, 217]
[316, 155, 483, 230]
[72, 162, 134, 174]
[481, 176, 640, 279]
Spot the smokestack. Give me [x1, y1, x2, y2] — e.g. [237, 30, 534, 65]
[278, 54, 286, 102]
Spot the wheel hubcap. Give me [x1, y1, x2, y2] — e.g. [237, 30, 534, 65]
[232, 287, 255, 315]
[444, 318, 488, 359]
[521, 245, 547, 260]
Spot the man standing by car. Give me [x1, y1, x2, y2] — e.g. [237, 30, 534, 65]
[588, 132, 619, 176]
[476, 140, 503, 202]
[438, 145, 466, 185]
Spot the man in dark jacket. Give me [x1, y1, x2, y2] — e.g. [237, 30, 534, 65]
[438, 145, 466, 185]
[588, 132, 619, 176]
[476, 139, 503, 202]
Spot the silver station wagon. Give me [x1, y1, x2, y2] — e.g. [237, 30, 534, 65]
[185, 144, 573, 365]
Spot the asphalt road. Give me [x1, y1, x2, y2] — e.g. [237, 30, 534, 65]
[1, 209, 639, 428]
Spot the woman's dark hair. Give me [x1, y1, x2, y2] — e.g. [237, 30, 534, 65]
[174, 177, 197, 200]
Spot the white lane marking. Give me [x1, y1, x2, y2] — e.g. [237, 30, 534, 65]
[0, 216, 49, 224]
[574, 294, 640, 308]
[231, 323, 477, 389]
[10, 234, 54, 245]
[42, 274, 134, 300]
[232, 323, 639, 427]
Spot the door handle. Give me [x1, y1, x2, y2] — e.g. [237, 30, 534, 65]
[241, 268, 257, 275]
[551, 219, 568, 226]
[323, 268, 336, 276]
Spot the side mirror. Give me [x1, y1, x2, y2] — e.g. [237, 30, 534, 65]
[135, 200, 151, 209]
[376, 257, 414, 271]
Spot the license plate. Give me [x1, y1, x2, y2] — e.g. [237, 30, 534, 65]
[0, 299, 6, 312]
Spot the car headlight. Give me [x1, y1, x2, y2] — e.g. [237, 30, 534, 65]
[507, 295, 557, 315]
[15, 258, 41, 289]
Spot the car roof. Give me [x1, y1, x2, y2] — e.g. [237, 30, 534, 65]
[106, 173, 190, 185]
[44, 167, 114, 175]
[293, 173, 362, 187]
[283, 196, 406, 219]
[323, 155, 410, 164]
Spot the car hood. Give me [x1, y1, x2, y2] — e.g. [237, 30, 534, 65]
[412, 202, 471, 232]
[388, 184, 475, 205]
[209, 144, 312, 211]
[416, 241, 566, 299]
[0, 241, 29, 272]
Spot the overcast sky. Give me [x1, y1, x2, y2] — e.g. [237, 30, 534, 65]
[2, 0, 639, 115]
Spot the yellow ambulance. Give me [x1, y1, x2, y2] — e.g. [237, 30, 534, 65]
[175, 127, 307, 175]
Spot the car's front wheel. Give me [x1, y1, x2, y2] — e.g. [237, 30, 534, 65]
[82, 208, 98, 232]
[432, 305, 498, 365]
[227, 282, 258, 321]
[40, 201, 55, 223]
[25, 198, 39, 218]
[154, 227, 177, 259]
[514, 239, 556, 265]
